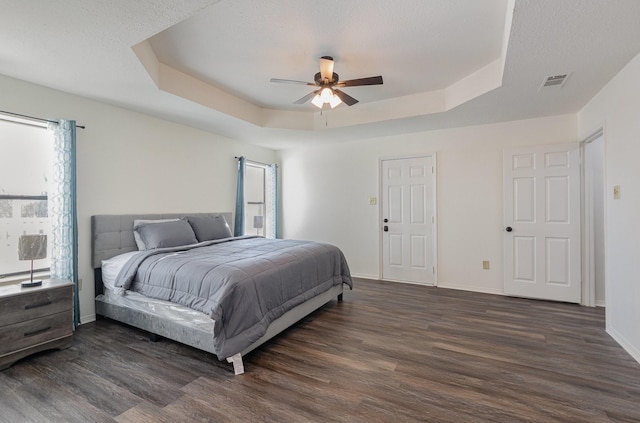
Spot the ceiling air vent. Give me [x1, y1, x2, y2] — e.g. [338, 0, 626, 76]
[539, 73, 570, 91]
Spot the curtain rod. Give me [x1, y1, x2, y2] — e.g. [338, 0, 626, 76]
[0, 110, 86, 129]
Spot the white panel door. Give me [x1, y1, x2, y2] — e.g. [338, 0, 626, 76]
[503, 144, 581, 302]
[382, 156, 436, 285]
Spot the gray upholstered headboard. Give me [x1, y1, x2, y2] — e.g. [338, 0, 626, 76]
[91, 212, 233, 269]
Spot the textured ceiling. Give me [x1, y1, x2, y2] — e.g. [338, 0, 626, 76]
[148, 0, 507, 108]
[1, 0, 640, 149]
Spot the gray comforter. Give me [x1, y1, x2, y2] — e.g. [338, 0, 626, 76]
[115, 237, 352, 359]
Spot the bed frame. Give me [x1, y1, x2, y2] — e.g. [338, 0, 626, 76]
[91, 212, 343, 375]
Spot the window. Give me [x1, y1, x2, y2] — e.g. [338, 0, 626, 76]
[242, 162, 276, 238]
[0, 118, 53, 282]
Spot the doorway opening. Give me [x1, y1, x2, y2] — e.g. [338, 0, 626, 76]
[581, 129, 605, 307]
[241, 161, 277, 238]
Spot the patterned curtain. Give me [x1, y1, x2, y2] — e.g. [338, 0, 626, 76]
[234, 156, 246, 236]
[267, 163, 279, 239]
[49, 120, 79, 328]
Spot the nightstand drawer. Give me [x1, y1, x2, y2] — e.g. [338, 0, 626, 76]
[0, 311, 72, 356]
[0, 285, 72, 327]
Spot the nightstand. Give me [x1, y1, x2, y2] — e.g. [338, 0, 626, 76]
[0, 279, 74, 370]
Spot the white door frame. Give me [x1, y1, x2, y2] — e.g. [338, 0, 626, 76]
[378, 153, 438, 285]
[580, 128, 606, 307]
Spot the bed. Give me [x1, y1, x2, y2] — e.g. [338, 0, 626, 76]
[91, 212, 352, 374]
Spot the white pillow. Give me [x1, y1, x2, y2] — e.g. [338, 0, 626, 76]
[101, 251, 140, 292]
[133, 218, 179, 250]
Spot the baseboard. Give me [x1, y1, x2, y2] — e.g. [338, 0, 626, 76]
[437, 282, 504, 296]
[349, 273, 379, 280]
[353, 276, 505, 295]
[607, 324, 640, 365]
[80, 313, 97, 324]
[351, 274, 438, 287]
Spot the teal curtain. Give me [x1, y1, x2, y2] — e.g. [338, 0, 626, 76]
[234, 156, 246, 236]
[49, 120, 79, 328]
[268, 163, 279, 238]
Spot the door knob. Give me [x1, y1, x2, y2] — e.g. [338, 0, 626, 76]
[383, 218, 388, 223]
[505, 226, 513, 232]
[383, 226, 389, 232]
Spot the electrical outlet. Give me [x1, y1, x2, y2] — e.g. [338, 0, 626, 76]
[613, 185, 621, 199]
[78, 278, 83, 290]
[369, 197, 377, 206]
[482, 260, 490, 270]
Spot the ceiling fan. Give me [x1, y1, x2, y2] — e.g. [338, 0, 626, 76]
[270, 56, 383, 109]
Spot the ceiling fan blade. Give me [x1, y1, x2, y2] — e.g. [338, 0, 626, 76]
[333, 89, 359, 106]
[294, 90, 320, 104]
[270, 78, 316, 86]
[335, 75, 383, 87]
[319, 56, 335, 82]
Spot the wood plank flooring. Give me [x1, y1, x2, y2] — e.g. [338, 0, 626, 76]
[1, 278, 640, 422]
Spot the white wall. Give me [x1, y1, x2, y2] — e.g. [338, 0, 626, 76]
[0, 74, 276, 323]
[279, 114, 577, 294]
[578, 52, 640, 362]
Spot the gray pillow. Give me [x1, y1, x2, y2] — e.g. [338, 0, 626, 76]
[134, 219, 198, 250]
[132, 218, 179, 250]
[187, 214, 232, 241]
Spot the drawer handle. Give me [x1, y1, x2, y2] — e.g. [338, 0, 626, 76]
[24, 326, 51, 337]
[24, 300, 52, 310]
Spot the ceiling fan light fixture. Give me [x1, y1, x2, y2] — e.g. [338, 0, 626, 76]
[329, 94, 342, 108]
[320, 87, 333, 103]
[311, 94, 324, 108]
[311, 87, 342, 109]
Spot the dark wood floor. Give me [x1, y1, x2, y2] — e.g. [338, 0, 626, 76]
[2, 279, 640, 422]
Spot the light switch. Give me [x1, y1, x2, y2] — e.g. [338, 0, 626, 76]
[369, 197, 377, 205]
[613, 185, 621, 200]
[482, 260, 490, 270]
